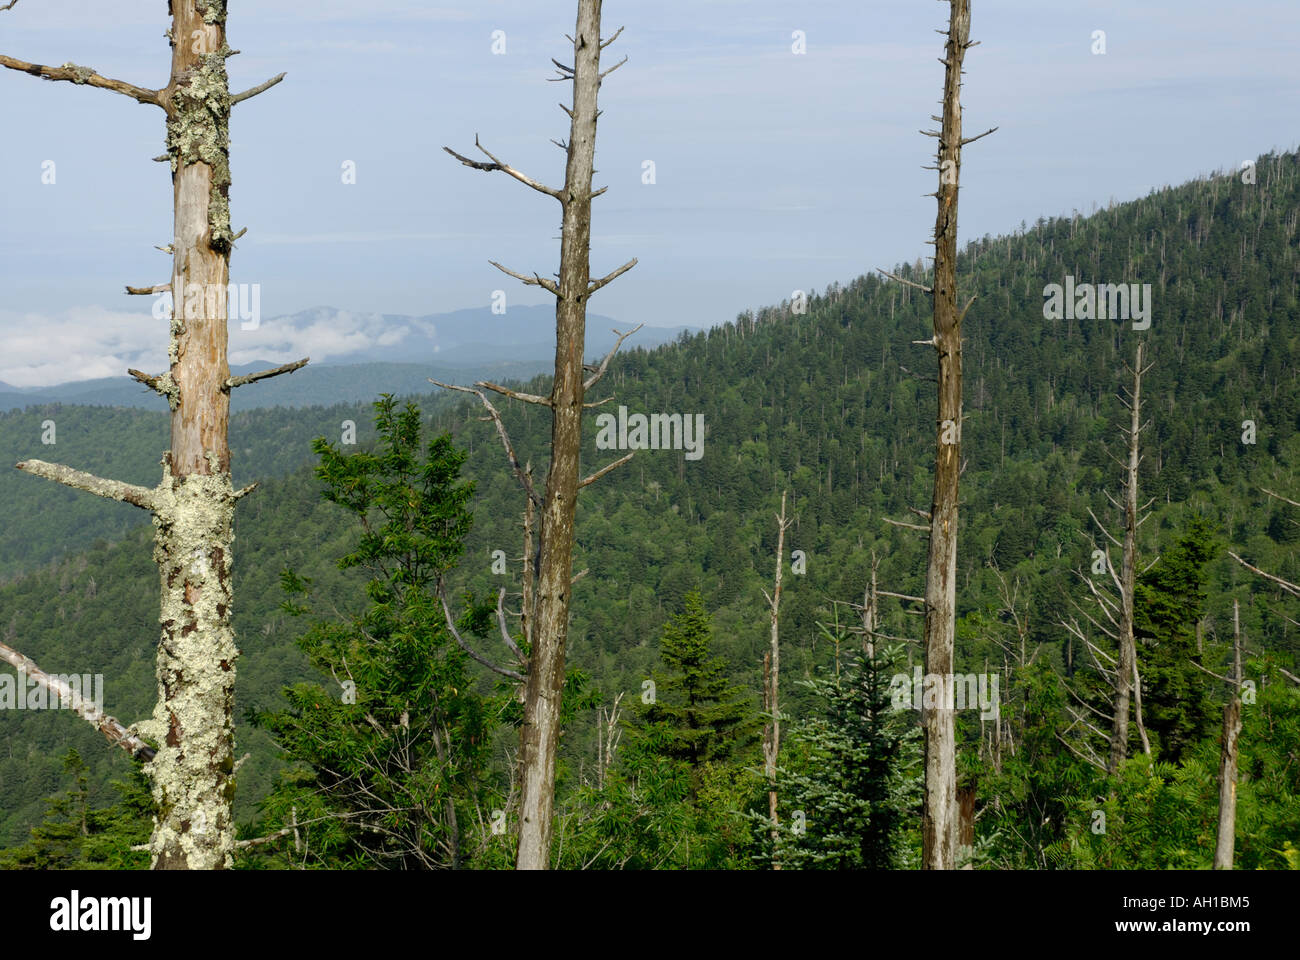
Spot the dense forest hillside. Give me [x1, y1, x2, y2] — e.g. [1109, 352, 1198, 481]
[3, 152, 1299, 864]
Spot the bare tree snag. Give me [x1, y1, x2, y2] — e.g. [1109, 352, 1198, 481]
[912, 0, 992, 871]
[596, 691, 624, 791]
[1213, 598, 1244, 870]
[1109, 342, 1150, 773]
[3, 1, 286, 869]
[442, 0, 634, 869]
[1058, 344, 1153, 774]
[761, 491, 791, 863]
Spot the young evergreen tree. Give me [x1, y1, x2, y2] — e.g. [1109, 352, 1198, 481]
[1135, 516, 1219, 763]
[0, 750, 151, 870]
[759, 640, 921, 870]
[638, 590, 759, 797]
[250, 397, 499, 869]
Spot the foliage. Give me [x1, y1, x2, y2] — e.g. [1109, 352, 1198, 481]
[245, 397, 501, 869]
[754, 630, 922, 869]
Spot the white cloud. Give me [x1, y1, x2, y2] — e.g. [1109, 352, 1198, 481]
[0, 306, 165, 388]
[0, 306, 428, 388]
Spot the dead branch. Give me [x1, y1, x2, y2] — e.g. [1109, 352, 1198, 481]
[443, 135, 563, 200]
[438, 586, 525, 681]
[428, 379, 540, 506]
[126, 369, 171, 399]
[0, 639, 155, 760]
[584, 323, 643, 390]
[231, 72, 286, 105]
[588, 257, 637, 294]
[960, 125, 998, 146]
[0, 53, 161, 106]
[876, 268, 933, 294]
[884, 516, 929, 532]
[476, 379, 552, 407]
[579, 452, 633, 488]
[488, 260, 560, 296]
[494, 587, 524, 662]
[225, 357, 309, 390]
[15, 460, 155, 510]
[1229, 551, 1300, 598]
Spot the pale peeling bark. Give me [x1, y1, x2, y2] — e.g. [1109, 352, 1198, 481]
[1213, 599, 1243, 870]
[921, 0, 972, 872]
[4, 0, 286, 869]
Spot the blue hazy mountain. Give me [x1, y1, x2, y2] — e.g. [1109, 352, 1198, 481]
[0, 305, 696, 412]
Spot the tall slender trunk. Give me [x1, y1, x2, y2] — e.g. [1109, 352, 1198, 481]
[1214, 599, 1243, 869]
[440, 0, 633, 869]
[515, 0, 606, 870]
[145, 2, 239, 868]
[763, 490, 789, 858]
[921, 0, 974, 871]
[3, 0, 287, 869]
[1109, 342, 1146, 773]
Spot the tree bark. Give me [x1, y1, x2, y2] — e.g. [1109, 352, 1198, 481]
[3, 0, 286, 869]
[1109, 342, 1146, 774]
[921, 0, 976, 871]
[515, 0, 614, 870]
[1213, 599, 1243, 869]
[762, 491, 789, 861]
[440, 1, 633, 869]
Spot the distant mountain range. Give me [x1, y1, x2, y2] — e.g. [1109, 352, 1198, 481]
[0, 305, 696, 412]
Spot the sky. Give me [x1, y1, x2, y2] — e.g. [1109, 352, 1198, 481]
[0, 0, 1296, 387]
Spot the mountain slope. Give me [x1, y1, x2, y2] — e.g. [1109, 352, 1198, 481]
[2, 151, 1299, 846]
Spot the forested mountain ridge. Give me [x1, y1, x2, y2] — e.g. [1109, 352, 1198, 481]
[2, 151, 1298, 863]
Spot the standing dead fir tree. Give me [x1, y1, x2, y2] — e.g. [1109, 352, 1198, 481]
[439, 0, 636, 870]
[879, 0, 994, 870]
[1211, 599, 1245, 869]
[1060, 343, 1154, 774]
[761, 490, 792, 861]
[1, 2, 288, 868]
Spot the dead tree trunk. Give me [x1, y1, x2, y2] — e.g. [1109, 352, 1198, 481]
[3, 2, 287, 869]
[1109, 342, 1151, 772]
[910, 0, 993, 871]
[761, 491, 791, 860]
[1214, 599, 1244, 869]
[1059, 344, 1153, 773]
[442, 0, 635, 870]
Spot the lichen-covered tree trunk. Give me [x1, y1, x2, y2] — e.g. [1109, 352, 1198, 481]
[1108, 342, 1144, 774]
[4, 0, 287, 870]
[136, 0, 239, 870]
[921, 0, 972, 872]
[515, 0, 605, 871]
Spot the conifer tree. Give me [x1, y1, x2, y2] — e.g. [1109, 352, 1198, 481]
[761, 640, 920, 870]
[638, 590, 759, 797]
[252, 398, 497, 869]
[1135, 516, 1218, 762]
[0, 750, 151, 870]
